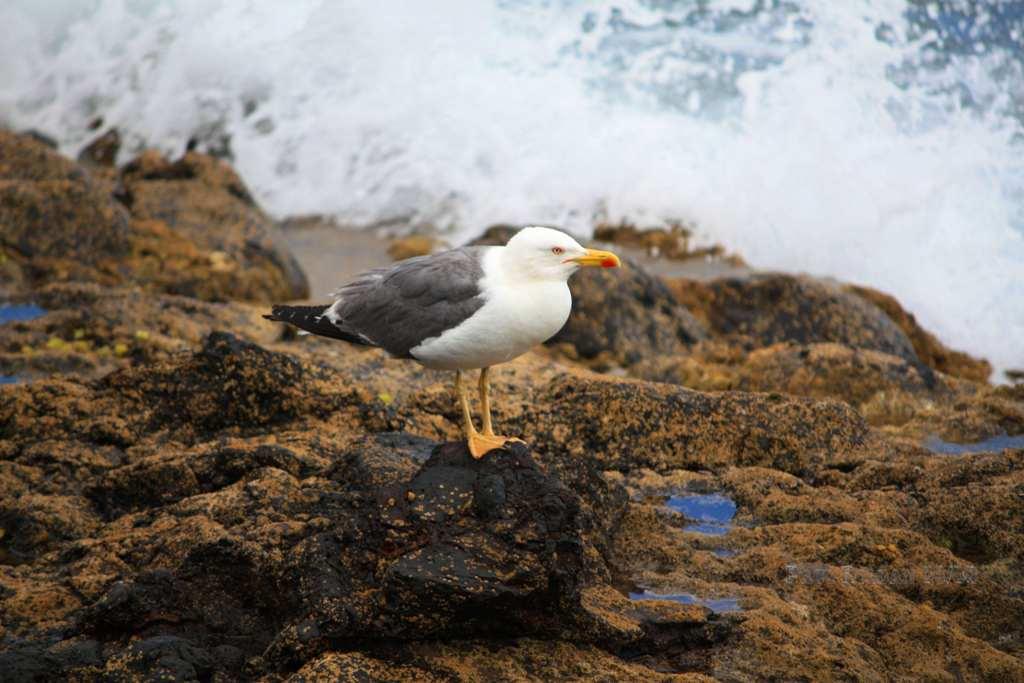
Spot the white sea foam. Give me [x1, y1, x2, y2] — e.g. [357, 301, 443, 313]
[2, 0, 1022, 377]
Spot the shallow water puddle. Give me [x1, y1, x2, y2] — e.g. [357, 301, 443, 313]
[629, 589, 742, 614]
[0, 302, 46, 324]
[665, 493, 737, 536]
[0, 376, 21, 385]
[923, 433, 1024, 455]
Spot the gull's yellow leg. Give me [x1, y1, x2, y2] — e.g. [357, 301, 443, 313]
[459, 366, 525, 458]
[456, 370, 491, 458]
[456, 370, 476, 436]
[479, 366, 494, 436]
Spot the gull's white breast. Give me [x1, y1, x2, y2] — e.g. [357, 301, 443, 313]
[410, 249, 572, 370]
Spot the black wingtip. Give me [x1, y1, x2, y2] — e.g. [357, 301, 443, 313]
[263, 305, 286, 322]
[259, 304, 375, 347]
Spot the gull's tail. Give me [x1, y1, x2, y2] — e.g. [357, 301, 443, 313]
[263, 304, 374, 346]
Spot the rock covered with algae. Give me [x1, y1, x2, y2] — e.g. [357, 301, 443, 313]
[1, 132, 1022, 681]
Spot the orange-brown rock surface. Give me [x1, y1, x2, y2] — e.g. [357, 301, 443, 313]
[0, 131, 307, 302]
[846, 283, 992, 382]
[2, 134, 1022, 681]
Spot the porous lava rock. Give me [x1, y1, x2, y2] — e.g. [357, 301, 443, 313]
[0, 281, 279, 383]
[632, 341, 952, 426]
[120, 149, 308, 301]
[2, 313, 1022, 680]
[846, 283, 992, 382]
[1, 330, 743, 680]
[548, 260, 708, 369]
[3, 155, 1024, 680]
[509, 375, 871, 475]
[0, 131, 131, 295]
[667, 273, 921, 364]
[0, 130, 307, 302]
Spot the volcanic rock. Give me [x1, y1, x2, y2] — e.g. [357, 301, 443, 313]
[3, 146, 1023, 681]
[846, 283, 992, 382]
[632, 341, 951, 426]
[0, 130, 307, 302]
[667, 273, 920, 363]
[120, 149, 309, 301]
[548, 259, 708, 369]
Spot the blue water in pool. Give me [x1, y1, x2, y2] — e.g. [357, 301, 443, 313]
[923, 433, 1024, 455]
[0, 303, 45, 386]
[665, 493, 737, 536]
[629, 589, 741, 614]
[0, 303, 46, 324]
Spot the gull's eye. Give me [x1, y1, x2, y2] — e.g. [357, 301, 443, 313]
[551, 246, 564, 255]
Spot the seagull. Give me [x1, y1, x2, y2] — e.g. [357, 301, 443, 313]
[265, 226, 621, 457]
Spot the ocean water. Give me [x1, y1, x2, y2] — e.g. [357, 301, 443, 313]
[2, 1, 1022, 377]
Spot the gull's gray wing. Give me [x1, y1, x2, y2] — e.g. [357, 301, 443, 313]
[320, 246, 489, 357]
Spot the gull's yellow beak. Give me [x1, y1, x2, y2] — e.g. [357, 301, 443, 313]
[569, 248, 621, 268]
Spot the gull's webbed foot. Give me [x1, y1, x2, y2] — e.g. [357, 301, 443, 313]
[467, 433, 527, 459]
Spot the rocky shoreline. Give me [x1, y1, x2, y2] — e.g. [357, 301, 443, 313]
[1, 130, 1023, 681]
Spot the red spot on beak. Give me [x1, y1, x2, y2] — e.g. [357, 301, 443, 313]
[601, 257, 618, 268]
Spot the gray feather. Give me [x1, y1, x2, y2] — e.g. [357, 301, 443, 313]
[326, 247, 488, 357]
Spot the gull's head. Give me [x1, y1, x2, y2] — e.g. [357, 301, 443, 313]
[503, 226, 621, 281]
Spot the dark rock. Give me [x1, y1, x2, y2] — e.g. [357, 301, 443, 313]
[847, 283, 992, 382]
[473, 473, 506, 519]
[0, 494, 100, 564]
[3, 228, 1024, 680]
[668, 273, 920, 363]
[0, 640, 102, 683]
[78, 129, 121, 168]
[265, 441, 626, 669]
[548, 257, 708, 367]
[86, 457, 201, 518]
[325, 432, 435, 491]
[10, 435, 632, 678]
[0, 643, 57, 683]
[82, 537, 290, 667]
[377, 443, 592, 637]
[196, 444, 305, 489]
[99, 331, 341, 440]
[82, 570, 181, 636]
[101, 635, 218, 682]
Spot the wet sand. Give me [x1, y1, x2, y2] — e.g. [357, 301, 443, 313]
[280, 223, 394, 299]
